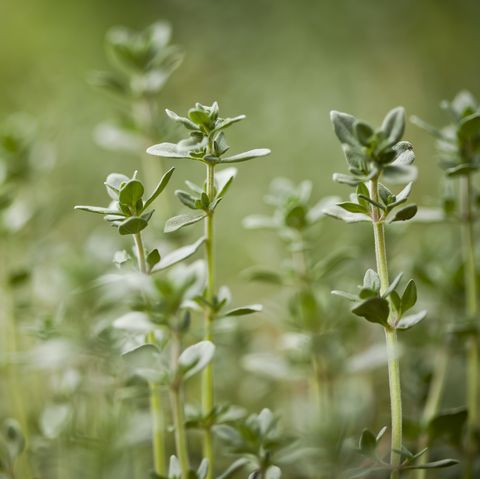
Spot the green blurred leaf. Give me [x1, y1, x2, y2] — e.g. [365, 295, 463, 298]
[176, 190, 198, 210]
[352, 297, 389, 326]
[324, 204, 371, 223]
[330, 111, 359, 147]
[358, 429, 377, 456]
[355, 121, 374, 146]
[403, 459, 458, 470]
[147, 142, 193, 159]
[222, 148, 271, 163]
[119, 179, 144, 207]
[123, 344, 167, 384]
[178, 341, 215, 380]
[118, 216, 148, 235]
[401, 280, 417, 312]
[165, 109, 200, 131]
[396, 310, 427, 330]
[153, 237, 205, 272]
[428, 407, 467, 447]
[143, 167, 175, 210]
[383, 272, 403, 297]
[216, 458, 249, 479]
[164, 213, 207, 233]
[147, 249, 161, 271]
[223, 304, 262, 317]
[337, 201, 368, 214]
[458, 112, 480, 140]
[381, 107, 405, 146]
[392, 204, 417, 222]
[74, 205, 123, 215]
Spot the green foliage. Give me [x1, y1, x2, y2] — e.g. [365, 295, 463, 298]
[350, 427, 458, 477]
[330, 107, 416, 185]
[324, 180, 417, 224]
[147, 102, 270, 166]
[332, 271, 426, 330]
[0, 419, 25, 478]
[90, 22, 183, 153]
[412, 90, 480, 176]
[75, 167, 174, 235]
[244, 177, 338, 233]
[216, 409, 291, 478]
[177, 341, 215, 381]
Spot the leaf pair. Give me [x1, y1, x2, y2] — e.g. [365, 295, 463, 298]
[332, 270, 426, 330]
[192, 285, 262, 320]
[165, 168, 237, 233]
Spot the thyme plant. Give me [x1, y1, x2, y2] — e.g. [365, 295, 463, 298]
[412, 90, 480, 478]
[147, 101, 270, 477]
[90, 21, 182, 154]
[243, 178, 346, 410]
[0, 113, 54, 479]
[75, 169, 212, 478]
[327, 107, 457, 478]
[409, 239, 468, 479]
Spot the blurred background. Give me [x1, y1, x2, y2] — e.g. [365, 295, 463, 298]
[1, 0, 479, 254]
[0, 0, 479, 477]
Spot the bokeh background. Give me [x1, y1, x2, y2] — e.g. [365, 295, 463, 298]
[1, 0, 479, 477]
[1, 0, 479, 295]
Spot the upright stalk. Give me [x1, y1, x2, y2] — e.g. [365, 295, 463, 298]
[460, 174, 479, 479]
[415, 348, 449, 479]
[202, 161, 216, 478]
[134, 232, 167, 477]
[170, 331, 190, 478]
[370, 178, 403, 479]
[133, 233, 147, 274]
[293, 244, 329, 412]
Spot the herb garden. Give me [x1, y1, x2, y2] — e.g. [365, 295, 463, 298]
[0, 4, 479, 479]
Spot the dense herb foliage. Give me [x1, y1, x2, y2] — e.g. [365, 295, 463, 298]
[0, 12, 479, 479]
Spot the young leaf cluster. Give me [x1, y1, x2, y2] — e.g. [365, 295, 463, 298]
[75, 167, 174, 236]
[165, 168, 237, 233]
[244, 177, 338, 236]
[325, 181, 417, 224]
[90, 22, 183, 101]
[351, 427, 458, 477]
[333, 269, 427, 330]
[147, 102, 270, 165]
[412, 90, 480, 177]
[192, 285, 262, 320]
[330, 107, 416, 186]
[216, 409, 290, 479]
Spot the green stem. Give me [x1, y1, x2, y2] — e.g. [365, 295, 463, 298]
[202, 162, 216, 478]
[415, 348, 449, 479]
[134, 233, 167, 476]
[370, 178, 402, 479]
[133, 233, 147, 274]
[148, 383, 167, 476]
[293, 242, 330, 413]
[461, 173, 479, 479]
[170, 331, 190, 478]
